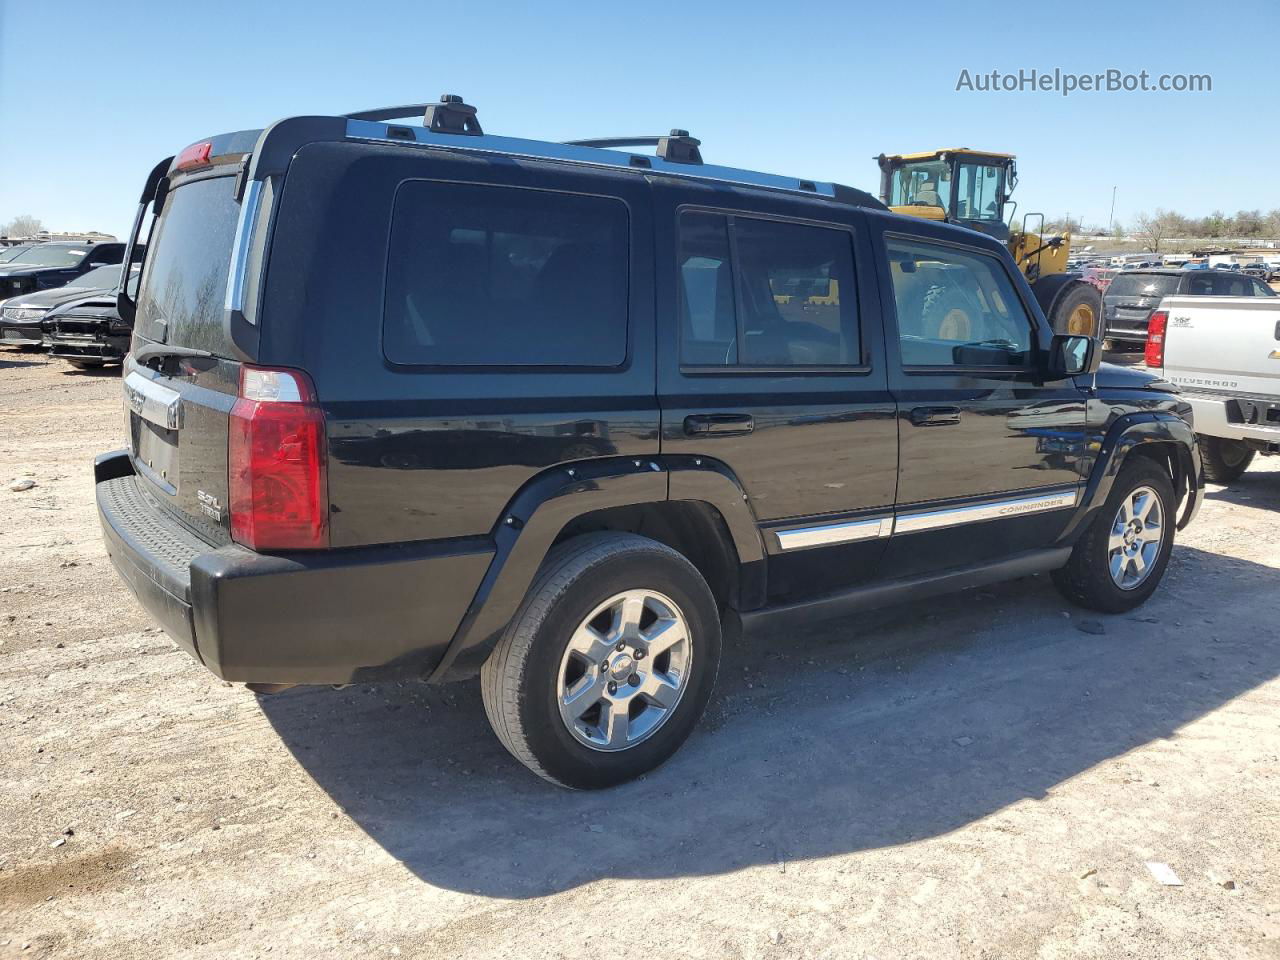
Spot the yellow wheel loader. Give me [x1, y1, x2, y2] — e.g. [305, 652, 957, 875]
[876, 149, 1101, 337]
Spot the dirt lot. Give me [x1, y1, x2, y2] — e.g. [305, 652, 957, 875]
[2, 352, 1278, 960]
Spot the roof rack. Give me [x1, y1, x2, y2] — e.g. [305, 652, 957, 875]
[344, 94, 483, 135]
[565, 130, 703, 165]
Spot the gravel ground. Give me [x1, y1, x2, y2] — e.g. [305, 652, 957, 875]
[2, 351, 1278, 959]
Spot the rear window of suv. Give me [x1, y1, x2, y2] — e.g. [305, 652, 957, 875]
[383, 181, 629, 367]
[135, 175, 241, 356]
[1105, 273, 1181, 299]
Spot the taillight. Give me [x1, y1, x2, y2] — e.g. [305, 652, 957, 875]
[228, 366, 329, 551]
[1145, 310, 1168, 369]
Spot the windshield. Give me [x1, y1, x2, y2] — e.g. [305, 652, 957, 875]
[70, 264, 124, 289]
[0, 246, 30, 263]
[954, 162, 1003, 221]
[889, 161, 951, 211]
[1106, 274, 1181, 298]
[8, 245, 86, 267]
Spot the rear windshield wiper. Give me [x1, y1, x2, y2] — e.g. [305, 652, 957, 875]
[132, 343, 214, 367]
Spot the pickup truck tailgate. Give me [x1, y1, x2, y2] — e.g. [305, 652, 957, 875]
[1160, 295, 1280, 396]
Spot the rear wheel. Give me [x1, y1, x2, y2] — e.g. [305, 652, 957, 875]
[1047, 282, 1102, 337]
[1052, 458, 1176, 613]
[1199, 435, 1254, 484]
[480, 533, 721, 789]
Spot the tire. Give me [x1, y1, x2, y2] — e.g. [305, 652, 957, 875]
[480, 532, 721, 789]
[1199, 435, 1254, 484]
[1052, 457, 1177, 614]
[921, 283, 985, 341]
[1046, 281, 1102, 337]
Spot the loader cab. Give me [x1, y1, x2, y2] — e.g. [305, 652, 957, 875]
[877, 149, 1015, 243]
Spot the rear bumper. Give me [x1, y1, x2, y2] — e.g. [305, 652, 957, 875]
[95, 451, 493, 684]
[1186, 393, 1280, 446]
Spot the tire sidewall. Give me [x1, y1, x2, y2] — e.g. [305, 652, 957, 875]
[515, 547, 721, 789]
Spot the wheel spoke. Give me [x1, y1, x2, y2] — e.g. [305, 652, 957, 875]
[566, 623, 613, 663]
[1134, 491, 1155, 524]
[1109, 550, 1126, 583]
[643, 617, 687, 658]
[618, 593, 648, 635]
[1108, 531, 1127, 553]
[1130, 549, 1147, 575]
[1119, 496, 1135, 524]
[602, 701, 630, 746]
[561, 671, 607, 717]
[641, 673, 680, 709]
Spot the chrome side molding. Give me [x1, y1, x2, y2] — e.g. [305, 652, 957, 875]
[895, 488, 1080, 535]
[775, 517, 891, 551]
[773, 487, 1080, 551]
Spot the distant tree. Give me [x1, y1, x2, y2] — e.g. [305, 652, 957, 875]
[1111, 221, 1126, 239]
[1133, 209, 1184, 253]
[2, 215, 42, 238]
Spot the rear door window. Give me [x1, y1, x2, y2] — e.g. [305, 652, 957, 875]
[135, 175, 241, 356]
[677, 211, 860, 367]
[383, 181, 629, 367]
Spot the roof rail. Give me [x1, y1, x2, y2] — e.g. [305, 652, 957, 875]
[566, 129, 702, 165]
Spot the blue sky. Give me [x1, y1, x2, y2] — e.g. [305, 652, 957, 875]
[1, 0, 1275, 238]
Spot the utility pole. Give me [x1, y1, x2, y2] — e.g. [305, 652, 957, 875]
[1107, 186, 1117, 235]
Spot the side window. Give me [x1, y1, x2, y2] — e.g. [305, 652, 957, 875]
[1187, 274, 1214, 295]
[1215, 274, 1251, 297]
[678, 211, 860, 367]
[85, 245, 123, 267]
[1255, 279, 1276, 297]
[383, 181, 629, 366]
[887, 236, 1033, 368]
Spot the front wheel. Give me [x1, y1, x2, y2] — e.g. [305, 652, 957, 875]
[1047, 282, 1102, 337]
[1052, 458, 1176, 613]
[1199, 435, 1254, 484]
[480, 533, 721, 789]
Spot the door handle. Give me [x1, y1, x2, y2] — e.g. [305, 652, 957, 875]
[683, 413, 755, 437]
[909, 405, 962, 427]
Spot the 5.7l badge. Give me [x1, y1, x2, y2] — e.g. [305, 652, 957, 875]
[197, 490, 223, 522]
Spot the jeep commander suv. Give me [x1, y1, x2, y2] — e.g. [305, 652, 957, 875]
[96, 96, 1203, 788]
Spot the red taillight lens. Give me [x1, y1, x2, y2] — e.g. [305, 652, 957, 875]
[174, 141, 212, 171]
[228, 366, 328, 551]
[1145, 310, 1168, 369]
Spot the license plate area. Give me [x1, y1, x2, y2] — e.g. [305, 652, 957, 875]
[135, 418, 180, 495]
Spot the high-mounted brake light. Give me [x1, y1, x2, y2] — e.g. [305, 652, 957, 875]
[228, 366, 329, 551]
[174, 141, 212, 171]
[1145, 310, 1168, 370]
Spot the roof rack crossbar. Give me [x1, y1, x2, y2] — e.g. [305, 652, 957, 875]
[343, 104, 433, 122]
[566, 129, 703, 165]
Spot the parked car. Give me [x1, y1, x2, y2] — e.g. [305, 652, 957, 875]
[0, 241, 129, 302]
[44, 291, 133, 368]
[0, 244, 33, 263]
[0, 263, 136, 347]
[1241, 262, 1269, 279]
[1146, 294, 1280, 483]
[95, 99, 1203, 789]
[1103, 268, 1275, 349]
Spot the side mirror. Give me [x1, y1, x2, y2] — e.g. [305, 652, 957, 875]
[1047, 334, 1100, 378]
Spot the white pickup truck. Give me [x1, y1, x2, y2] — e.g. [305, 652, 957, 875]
[1147, 295, 1280, 482]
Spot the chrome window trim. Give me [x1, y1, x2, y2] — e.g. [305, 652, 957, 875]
[775, 517, 892, 551]
[894, 487, 1080, 535]
[223, 178, 263, 319]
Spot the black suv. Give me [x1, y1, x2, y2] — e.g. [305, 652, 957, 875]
[95, 98, 1203, 789]
[1103, 267, 1276, 347]
[0, 241, 129, 300]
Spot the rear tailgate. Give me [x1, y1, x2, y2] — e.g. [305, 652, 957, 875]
[126, 163, 249, 543]
[1161, 295, 1280, 397]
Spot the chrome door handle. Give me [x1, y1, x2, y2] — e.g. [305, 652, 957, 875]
[683, 414, 755, 437]
[909, 406, 962, 426]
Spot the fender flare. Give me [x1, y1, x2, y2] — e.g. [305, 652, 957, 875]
[427, 456, 765, 682]
[1060, 412, 1203, 543]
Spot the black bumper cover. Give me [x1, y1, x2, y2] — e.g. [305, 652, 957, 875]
[95, 451, 493, 684]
